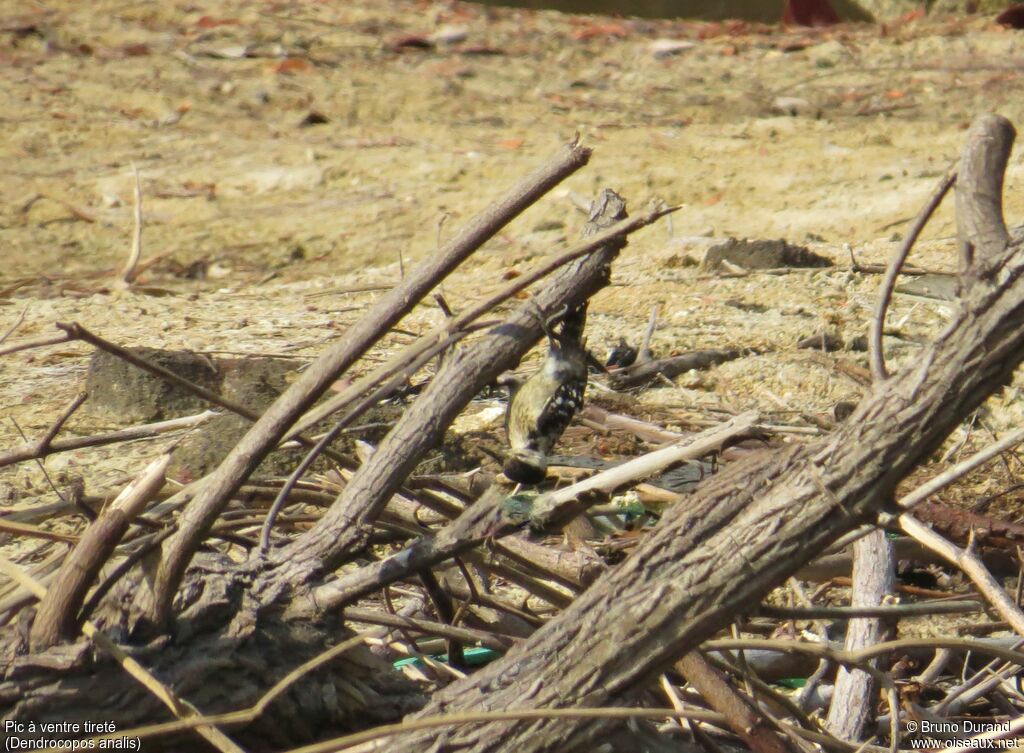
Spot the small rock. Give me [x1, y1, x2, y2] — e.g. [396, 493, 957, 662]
[796, 332, 843, 351]
[895, 274, 958, 301]
[85, 348, 221, 422]
[772, 96, 813, 117]
[648, 38, 696, 58]
[298, 111, 330, 127]
[805, 39, 846, 67]
[846, 335, 868, 352]
[429, 25, 469, 45]
[192, 44, 249, 59]
[702, 237, 832, 271]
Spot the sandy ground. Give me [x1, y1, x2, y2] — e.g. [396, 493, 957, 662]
[4, 1, 1024, 532]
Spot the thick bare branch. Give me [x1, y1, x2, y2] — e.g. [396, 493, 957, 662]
[380, 112, 1024, 753]
[261, 189, 635, 598]
[30, 451, 171, 650]
[139, 139, 592, 630]
[289, 411, 753, 616]
[956, 113, 1014, 273]
[0, 410, 216, 468]
[825, 530, 894, 740]
[675, 652, 799, 753]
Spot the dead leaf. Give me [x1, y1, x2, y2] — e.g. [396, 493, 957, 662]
[195, 16, 240, 29]
[271, 57, 311, 74]
[461, 45, 504, 56]
[900, 8, 927, 24]
[571, 22, 630, 41]
[121, 43, 150, 57]
[387, 34, 434, 52]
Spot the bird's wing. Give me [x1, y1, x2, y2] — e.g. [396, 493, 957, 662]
[530, 377, 585, 455]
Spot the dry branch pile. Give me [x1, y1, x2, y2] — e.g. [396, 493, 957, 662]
[3, 116, 1024, 753]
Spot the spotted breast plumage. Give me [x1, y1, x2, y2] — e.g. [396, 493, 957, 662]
[503, 302, 590, 484]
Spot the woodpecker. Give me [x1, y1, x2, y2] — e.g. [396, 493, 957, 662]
[503, 302, 590, 485]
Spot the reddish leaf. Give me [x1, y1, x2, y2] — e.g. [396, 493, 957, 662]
[271, 57, 311, 74]
[121, 43, 150, 57]
[571, 22, 630, 41]
[498, 137, 525, 150]
[196, 16, 239, 29]
[723, 19, 749, 35]
[899, 8, 926, 23]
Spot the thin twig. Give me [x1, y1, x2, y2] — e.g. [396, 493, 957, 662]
[0, 331, 73, 358]
[9, 415, 92, 521]
[530, 411, 759, 529]
[639, 304, 658, 362]
[0, 306, 27, 345]
[706, 636, 1024, 672]
[288, 204, 678, 440]
[257, 332, 463, 555]
[760, 600, 983, 620]
[0, 519, 77, 543]
[36, 391, 89, 453]
[120, 163, 143, 285]
[0, 410, 217, 468]
[869, 168, 956, 382]
[30, 450, 171, 650]
[67, 707, 729, 753]
[343, 606, 513, 651]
